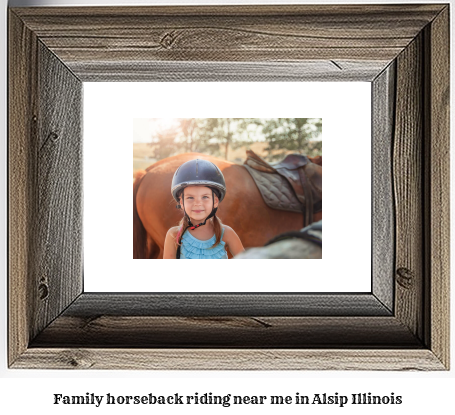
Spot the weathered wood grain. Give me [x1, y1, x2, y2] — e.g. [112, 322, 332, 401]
[70, 61, 388, 82]
[12, 4, 443, 38]
[372, 63, 395, 312]
[32, 42, 83, 339]
[11, 4, 443, 16]
[11, 5, 444, 81]
[8, 11, 38, 366]
[31, 316, 420, 348]
[393, 34, 424, 340]
[64, 293, 391, 317]
[14, 349, 445, 371]
[425, 7, 450, 369]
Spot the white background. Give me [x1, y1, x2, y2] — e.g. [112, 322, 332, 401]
[84, 82, 371, 292]
[1, 0, 454, 414]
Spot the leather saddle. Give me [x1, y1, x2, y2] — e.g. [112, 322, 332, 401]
[244, 150, 322, 226]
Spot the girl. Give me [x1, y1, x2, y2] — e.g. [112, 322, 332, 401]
[163, 158, 244, 259]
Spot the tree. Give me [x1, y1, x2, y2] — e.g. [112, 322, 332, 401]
[148, 118, 203, 159]
[176, 118, 200, 153]
[258, 118, 322, 161]
[148, 119, 179, 160]
[197, 118, 254, 160]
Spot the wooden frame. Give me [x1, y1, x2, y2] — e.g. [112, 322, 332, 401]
[8, 5, 449, 370]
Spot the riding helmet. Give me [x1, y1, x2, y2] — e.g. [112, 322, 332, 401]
[171, 159, 226, 202]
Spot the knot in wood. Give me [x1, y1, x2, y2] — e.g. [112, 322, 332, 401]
[38, 282, 49, 300]
[48, 132, 59, 142]
[60, 350, 94, 369]
[396, 267, 414, 289]
[160, 31, 179, 49]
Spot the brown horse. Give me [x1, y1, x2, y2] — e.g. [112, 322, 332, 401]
[133, 153, 322, 259]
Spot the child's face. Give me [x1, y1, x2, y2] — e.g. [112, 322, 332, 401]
[180, 186, 219, 222]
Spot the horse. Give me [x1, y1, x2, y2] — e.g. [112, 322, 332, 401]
[234, 221, 322, 259]
[234, 238, 322, 259]
[133, 152, 322, 259]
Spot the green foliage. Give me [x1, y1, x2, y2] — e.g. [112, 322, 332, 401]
[176, 118, 202, 153]
[195, 118, 254, 160]
[257, 118, 322, 161]
[145, 117, 322, 161]
[149, 128, 178, 160]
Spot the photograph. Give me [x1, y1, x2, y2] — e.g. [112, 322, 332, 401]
[133, 117, 323, 260]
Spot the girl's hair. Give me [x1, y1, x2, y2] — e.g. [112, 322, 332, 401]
[175, 187, 223, 249]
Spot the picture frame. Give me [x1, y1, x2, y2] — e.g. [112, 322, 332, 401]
[8, 4, 449, 370]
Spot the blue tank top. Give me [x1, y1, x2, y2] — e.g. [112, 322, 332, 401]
[180, 228, 228, 259]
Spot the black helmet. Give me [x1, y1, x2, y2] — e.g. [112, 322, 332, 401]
[171, 159, 226, 202]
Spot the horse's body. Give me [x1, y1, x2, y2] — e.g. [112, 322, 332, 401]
[134, 153, 322, 259]
[234, 238, 322, 259]
[235, 220, 323, 259]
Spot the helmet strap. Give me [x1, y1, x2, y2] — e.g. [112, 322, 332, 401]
[181, 189, 218, 232]
[189, 207, 218, 230]
[189, 190, 217, 230]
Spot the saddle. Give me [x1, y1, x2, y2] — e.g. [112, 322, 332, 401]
[244, 150, 322, 227]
